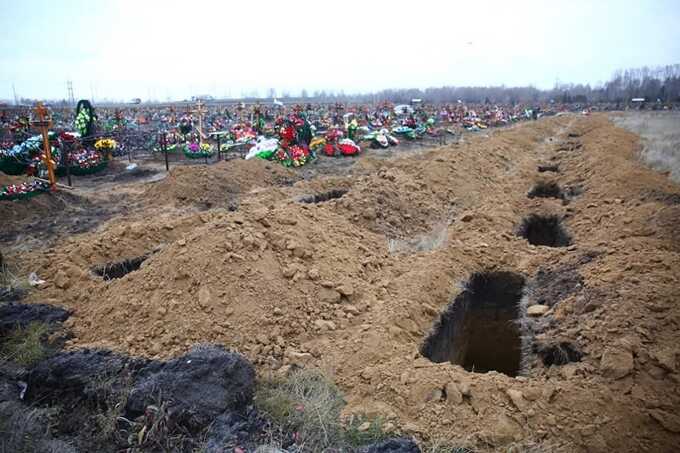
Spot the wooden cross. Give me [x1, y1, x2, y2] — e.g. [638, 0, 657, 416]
[32, 102, 56, 191]
[192, 100, 208, 144]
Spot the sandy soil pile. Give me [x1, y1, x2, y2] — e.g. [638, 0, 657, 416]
[15, 114, 680, 452]
[141, 159, 299, 209]
[0, 172, 29, 186]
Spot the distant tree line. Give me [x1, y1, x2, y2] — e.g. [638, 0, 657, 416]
[285, 64, 680, 105]
[7, 64, 679, 106]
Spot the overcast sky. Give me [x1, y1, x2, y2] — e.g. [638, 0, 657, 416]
[1, 0, 679, 101]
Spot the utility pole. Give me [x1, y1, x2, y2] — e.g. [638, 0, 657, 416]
[12, 83, 18, 106]
[67, 81, 75, 106]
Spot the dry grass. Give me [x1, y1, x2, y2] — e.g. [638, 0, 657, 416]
[344, 414, 390, 447]
[612, 112, 680, 183]
[255, 369, 346, 451]
[1, 321, 49, 367]
[91, 374, 133, 445]
[117, 393, 194, 452]
[0, 403, 62, 453]
[0, 260, 30, 302]
[255, 368, 396, 451]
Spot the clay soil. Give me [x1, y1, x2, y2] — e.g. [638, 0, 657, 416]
[3, 114, 679, 452]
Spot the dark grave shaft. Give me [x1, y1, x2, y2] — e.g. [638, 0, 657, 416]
[420, 272, 526, 377]
[299, 189, 348, 204]
[528, 181, 563, 199]
[537, 164, 559, 173]
[517, 214, 572, 247]
[92, 256, 147, 280]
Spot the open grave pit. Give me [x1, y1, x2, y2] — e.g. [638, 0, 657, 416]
[537, 164, 559, 173]
[91, 255, 148, 280]
[517, 214, 572, 247]
[298, 189, 348, 204]
[528, 181, 565, 201]
[420, 271, 529, 377]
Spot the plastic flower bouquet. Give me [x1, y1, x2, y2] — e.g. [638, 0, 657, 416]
[67, 149, 108, 175]
[183, 142, 215, 159]
[95, 138, 118, 160]
[94, 138, 117, 151]
[0, 180, 50, 201]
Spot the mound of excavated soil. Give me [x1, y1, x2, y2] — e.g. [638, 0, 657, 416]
[0, 172, 29, 187]
[141, 159, 299, 209]
[18, 114, 680, 452]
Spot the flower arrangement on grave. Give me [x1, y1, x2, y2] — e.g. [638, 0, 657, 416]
[95, 138, 118, 160]
[244, 137, 279, 160]
[59, 131, 79, 143]
[95, 138, 117, 152]
[1, 133, 61, 176]
[0, 180, 50, 201]
[273, 144, 310, 167]
[28, 146, 62, 177]
[67, 148, 108, 175]
[392, 126, 417, 139]
[337, 139, 361, 156]
[75, 103, 95, 137]
[183, 142, 215, 159]
[309, 136, 326, 155]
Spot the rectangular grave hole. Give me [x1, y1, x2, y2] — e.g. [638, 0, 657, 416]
[528, 181, 564, 200]
[537, 164, 559, 173]
[92, 255, 147, 280]
[299, 189, 348, 204]
[420, 271, 526, 377]
[517, 214, 572, 247]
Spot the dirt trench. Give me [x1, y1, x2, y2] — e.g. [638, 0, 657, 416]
[7, 113, 680, 452]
